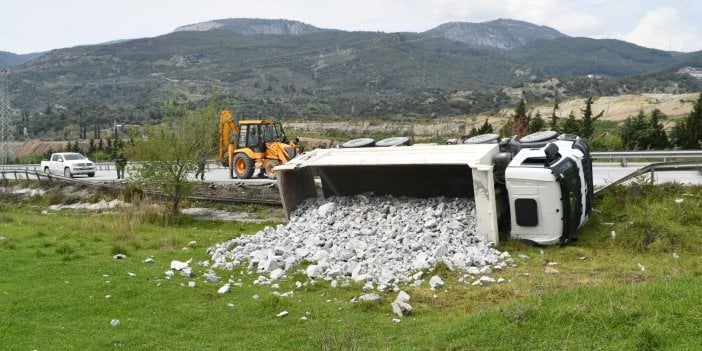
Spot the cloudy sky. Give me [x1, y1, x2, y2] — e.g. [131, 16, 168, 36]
[2, 0, 701, 54]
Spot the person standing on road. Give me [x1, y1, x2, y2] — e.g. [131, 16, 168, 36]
[115, 152, 127, 179]
[194, 150, 206, 180]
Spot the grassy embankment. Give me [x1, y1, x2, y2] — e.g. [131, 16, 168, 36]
[0, 181, 701, 350]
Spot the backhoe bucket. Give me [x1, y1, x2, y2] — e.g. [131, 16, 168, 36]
[275, 144, 502, 243]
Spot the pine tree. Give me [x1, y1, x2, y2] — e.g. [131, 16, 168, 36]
[511, 98, 530, 138]
[672, 93, 702, 149]
[529, 112, 545, 133]
[580, 96, 603, 139]
[648, 109, 668, 149]
[560, 112, 581, 135]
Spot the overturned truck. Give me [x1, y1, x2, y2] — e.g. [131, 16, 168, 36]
[275, 131, 593, 245]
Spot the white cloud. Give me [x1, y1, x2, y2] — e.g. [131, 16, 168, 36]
[623, 7, 702, 52]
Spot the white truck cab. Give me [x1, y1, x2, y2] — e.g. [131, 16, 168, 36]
[505, 135, 592, 245]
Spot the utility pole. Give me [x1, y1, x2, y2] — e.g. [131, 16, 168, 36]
[0, 69, 15, 164]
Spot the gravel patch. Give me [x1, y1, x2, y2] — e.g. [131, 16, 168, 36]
[206, 195, 508, 288]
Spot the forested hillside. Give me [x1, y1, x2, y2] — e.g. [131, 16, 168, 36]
[3, 18, 702, 140]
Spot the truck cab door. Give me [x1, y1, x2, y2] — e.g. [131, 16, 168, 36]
[52, 154, 63, 172]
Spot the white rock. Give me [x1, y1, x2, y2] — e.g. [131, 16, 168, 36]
[429, 275, 444, 290]
[359, 293, 381, 302]
[143, 257, 154, 263]
[188, 281, 196, 288]
[165, 270, 175, 278]
[392, 318, 401, 323]
[395, 291, 410, 303]
[466, 267, 480, 275]
[317, 202, 336, 217]
[217, 283, 231, 294]
[204, 272, 220, 282]
[170, 260, 191, 271]
[112, 254, 127, 260]
[306, 265, 323, 279]
[205, 196, 501, 288]
[391, 301, 412, 317]
[276, 311, 289, 318]
[479, 276, 496, 284]
[270, 268, 285, 281]
[180, 267, 194, 277]
[110, 319, 120, 327]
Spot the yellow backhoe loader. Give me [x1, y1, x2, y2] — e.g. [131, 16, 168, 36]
[218, 109, 299, 179]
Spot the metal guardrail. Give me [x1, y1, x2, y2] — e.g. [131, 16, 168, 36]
[591, 150, 702, 167]
[0, 162, 116, 171]
[594, 161, 702, 195]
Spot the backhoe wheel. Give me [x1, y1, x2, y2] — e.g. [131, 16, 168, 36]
[233, 153, 255, 179]
[64, 167, 73, 178]
[265, 160, 280, 180]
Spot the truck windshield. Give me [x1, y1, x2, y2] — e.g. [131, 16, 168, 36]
[63, 154, 85, 161]
[551, 158, 582, 242]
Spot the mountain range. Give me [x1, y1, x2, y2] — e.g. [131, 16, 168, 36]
[3, 18, 702, 139]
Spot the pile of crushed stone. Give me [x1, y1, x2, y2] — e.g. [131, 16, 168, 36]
[206, 195, 511, 290]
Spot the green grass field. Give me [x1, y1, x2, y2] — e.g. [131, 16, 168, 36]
[1, 182, 701, 350]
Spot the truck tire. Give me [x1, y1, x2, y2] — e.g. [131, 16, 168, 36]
[88, 172, 95, 177]
[520, 130, 558, 143]
[463, 133, 500, 144]
[64, 167, 73, 178]
[265, 160, 280, 180]
[342, 138, 375, 148]
[233, 153, 255, 179]
[376, 137, 410, 147]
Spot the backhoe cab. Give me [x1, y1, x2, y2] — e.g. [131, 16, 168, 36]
[218, 109, 299, 179]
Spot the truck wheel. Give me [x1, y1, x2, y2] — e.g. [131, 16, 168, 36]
[88, 172, 95, 177]
[64, 167, 73, 178]
[265, 160, 280, 180]
[376, 137, 410, 147]
[342, 138, 375, 148]
[233, 153, 255, 179]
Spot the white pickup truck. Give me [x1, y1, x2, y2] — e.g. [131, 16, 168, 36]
[41, 152, 96, 178]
